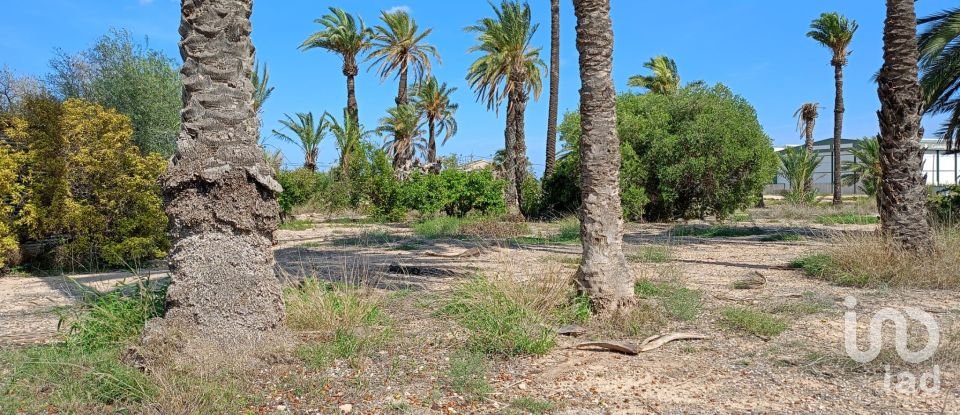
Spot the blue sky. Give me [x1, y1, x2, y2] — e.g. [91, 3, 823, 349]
[1, 1, 954, 174]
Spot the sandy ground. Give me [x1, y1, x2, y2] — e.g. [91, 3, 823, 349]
[2, 218, 958, 414]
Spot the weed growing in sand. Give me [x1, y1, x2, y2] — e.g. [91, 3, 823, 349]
[720, 307, 787, 337]
[629, 245, 672, 263]
[445, 350, 492, 401]
[634, 280, 702, 321]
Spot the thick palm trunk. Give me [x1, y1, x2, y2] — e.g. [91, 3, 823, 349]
[513, 91, 528, 213]
[877, 0, 933, 252]
[544, 0, 560, 179]
[396, 62, 409, 107]
[804, 118, 815, 194]
[427, 117, 437, 166]
[345, 60, 359, 128]
[573, 0, 633, 310]
[145, 0, 284, 345]
[832, 64, 844, 206]
[503, 94, 521, 216]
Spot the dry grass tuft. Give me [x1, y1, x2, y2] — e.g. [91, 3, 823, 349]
[793, 228, 960, 289]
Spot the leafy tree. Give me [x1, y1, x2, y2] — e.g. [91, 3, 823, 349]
[0, 121, 23, 270]
[628, 55, 680, 95]
[808, 12, 858, 206]
[272, 112, 327, 171]
[878, 0, 933, 252]
[0, 66, 46, 114]
[301, 8, 373, 127]
[412, 76, 458, 169]
[779, 146, 821, 205]
[368, 9, 440, 107]
[5, 98, 167, 269]
[47, 30, 181, 156]
[552, 84, 776, 221]
[466, 0, 545, 216]
[919, 7, 960, 151]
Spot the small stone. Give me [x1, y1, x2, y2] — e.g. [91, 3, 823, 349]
[339, 403, 353, 413]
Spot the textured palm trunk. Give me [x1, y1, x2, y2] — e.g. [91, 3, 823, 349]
[877, 0, 933, 253]
[345, 60, 359, 128]
[573, 0, 634, 310]
[544, 0, 560, 179]
[396, 61, 409, 107]
[503, 92, 521, 216]
[427, 117, 437, 166]
[804, 118, 815, 194]
[144, 0, 284, 345]
[513, 91, 528, 213]
[832, 64, 844, 206]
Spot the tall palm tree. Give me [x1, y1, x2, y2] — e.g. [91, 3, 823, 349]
[877, 0, 933, 252]
[301, 8, 372, 127]
[544, 0, 560, 179]
[326, 110, 371, 181]
[841, 136, 882, 211]
[627, 55, 680, 95]
[412, 77, 458, 170]
[272, 112, 326, 172]
[147, 0, 284, 345]
[808, 12, 858, 206]
[573, 0, 633, 311]
[368, 10, 440, 107]
[466, 0, 545, 216]
[919, 7, 960, 151]
[378, 104, 424, 173]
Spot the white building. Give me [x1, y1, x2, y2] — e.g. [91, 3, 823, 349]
[767, 137, 957, 195]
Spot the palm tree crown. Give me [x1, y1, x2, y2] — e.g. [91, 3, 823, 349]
[628, 55, 680, 95]
[378, 104, 424, 168]
[326, 110, 372, 180]
[414, 78, 459, 142]
[368, 10, 440, 105]
[807, 12, 858, 66]
[919, 7, 960, 151]
[465, 0, 545, 111]
[301, 8, 373, 75]
[272, 112, 327, 171]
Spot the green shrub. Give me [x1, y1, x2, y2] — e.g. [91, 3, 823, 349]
[929, 185, 960, 224]
[59, 283, 167, 351]
[400, 169, 507, 217]
[444, 350, 492, 401]
[552, 83, 777, 221]
[5, 98, 169, 270]
[414, 216, 464, 239]
[276, 169, 336, 217]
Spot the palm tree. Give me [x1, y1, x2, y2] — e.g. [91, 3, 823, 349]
[412, 77, 458, 171]
[146, 0, 284, 345]
[301, 8, 372, 127]
[544, 0, 560, 179]
[252, 60, 274, 116]
[573, 0, 634, 311]
[627, 55, 680, 95]
[368, 10, 440, 107]
[841, 136, 881, 211]
[466, 0, 545, 216]
[794, 102, 820, 193]
[877, 0, 933, 252]
[919, 7, 960, 151]
[779, 146, 822, 205]
[378, 104, 424, 174]
[272, 112, 326, 172]
[326, 110, 372, 181]
[808, 12, 858, 206]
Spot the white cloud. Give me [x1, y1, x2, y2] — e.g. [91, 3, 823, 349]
[386, 5, 411, 14]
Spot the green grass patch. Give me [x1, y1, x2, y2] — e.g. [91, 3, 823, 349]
[507, 397, 555, 414]
[790, 254, 869, 287]
[673, 225, 766, 238]
[634, 280, 702, 321]
[444, 350, 492, 401]
[513, 217, 580, 245]
[440, 278, 555, 356]
[414, 216, 464, 239]
[628, 245, 672, 263]
[760, 232, 805, 242]
[331, 230, 405, 247]
[720, 307, 787, 337]
[279, 218, 315, 231]
[816, 213, 879, 225]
